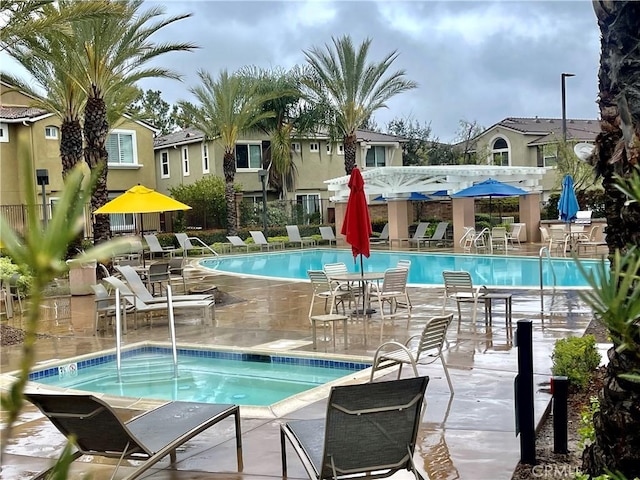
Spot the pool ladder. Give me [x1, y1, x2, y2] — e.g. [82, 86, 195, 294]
[114, 286, 179, 381]
[538, 246, 557, 319]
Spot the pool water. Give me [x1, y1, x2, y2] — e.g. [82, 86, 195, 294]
[200, 249, 605, 288]
[30, 347, 369, 406]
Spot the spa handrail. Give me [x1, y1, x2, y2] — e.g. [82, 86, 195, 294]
[114, 286, 179, 381]
[538, 246, 557, 316]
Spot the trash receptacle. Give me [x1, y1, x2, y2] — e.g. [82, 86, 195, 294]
[67, 260, 96, 296]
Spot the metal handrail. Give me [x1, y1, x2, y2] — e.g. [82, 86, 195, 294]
[538, 246, 557, 317]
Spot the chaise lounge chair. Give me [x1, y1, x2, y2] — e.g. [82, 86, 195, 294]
[115, 265, 213, 303]
[175, 232, 219, 257]
[103, 276, 215, 325]
[144, 233, 180, 259]
[286, 225, 317, 248]
[24, 392, 243, 480]
[249, 230, 284, 251]
[280, 376, 429, 480]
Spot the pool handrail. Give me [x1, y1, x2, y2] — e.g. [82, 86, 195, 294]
[538, 246, 557, 317]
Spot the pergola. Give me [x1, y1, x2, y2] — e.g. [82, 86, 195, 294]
[325, 165, 547, 248]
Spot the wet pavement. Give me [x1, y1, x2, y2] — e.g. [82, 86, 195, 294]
[0, 242, 610, 479]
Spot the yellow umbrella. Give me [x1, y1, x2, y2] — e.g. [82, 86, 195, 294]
[94, 185, 192, 264]
[94, 185, 191, 215]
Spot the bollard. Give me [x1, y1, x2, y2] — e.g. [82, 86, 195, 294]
[552, 376, 569, 454]
[514, 320, 535, 464]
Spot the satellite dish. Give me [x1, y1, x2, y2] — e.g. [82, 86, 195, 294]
[574, 142, 595, 161]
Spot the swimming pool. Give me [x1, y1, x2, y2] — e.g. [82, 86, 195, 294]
[200, 249, 604, 288]
[27, 344, 370, 408]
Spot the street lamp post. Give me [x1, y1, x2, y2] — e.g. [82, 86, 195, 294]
[36, 169, 49, 226]
[561, 73, 575, 143]
[258, 169, 268, 233]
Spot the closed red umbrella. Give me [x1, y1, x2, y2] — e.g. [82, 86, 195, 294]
[341, 167, 372, 269]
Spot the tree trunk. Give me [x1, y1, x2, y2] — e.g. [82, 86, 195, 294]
[343, 132, 357, 175]
[582, 2, 640, 476]
[223, 150, 237, 236]
[84, 86, 111, 244]
[60, 117, 85, 257]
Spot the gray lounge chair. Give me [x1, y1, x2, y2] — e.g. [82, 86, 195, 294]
[25, 392, 242, 480]
[286, 225, 317, 248]
[319, 226, 337, 246]
[421, 221, 451, 248]
[103, 275, 215, 325]
[144, 233, 179, 258]
[280, 376, 429, 480]
[175, 232, 219, 257]
[249, 230, 284, 250]
[115, 265, 212, 303]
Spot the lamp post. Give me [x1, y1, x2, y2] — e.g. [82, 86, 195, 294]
[36, 169, 49, 226]
[561, 73, 575, 143]
[258, 169, 268, 233]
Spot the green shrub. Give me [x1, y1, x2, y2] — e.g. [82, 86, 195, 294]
[551, 335, 601, 391]
[578, 396, 600, 449]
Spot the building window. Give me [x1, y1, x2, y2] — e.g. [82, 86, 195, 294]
[542, 144, 558, 167]
[235, 143, 261, 169]
[365, 145, 386, 167]
[182, 146, 190, 176]
[491, 137, 509, 166]
[44, 125, 58, 139]
[296, 194, 320, 224]
[202, 143, 210, 173]
[106, 130, 137, 165]
[309, 142, 319, 153]
[107, 193, 135, 232]
[0, 122, 9, 142]
[337, 143, 344, 155]
[160, 150, 170, 178]
[292, 142, 301, 153]
[326, 143, 332, 155]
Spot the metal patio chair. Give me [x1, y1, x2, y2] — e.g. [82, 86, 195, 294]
[370, 313, 454, 393]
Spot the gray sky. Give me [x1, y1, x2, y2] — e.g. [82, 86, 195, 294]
[2, 0, 601, 142]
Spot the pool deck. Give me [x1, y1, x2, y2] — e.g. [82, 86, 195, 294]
[1, 241, 611, 479]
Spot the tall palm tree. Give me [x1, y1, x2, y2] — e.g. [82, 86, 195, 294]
[68, 0, 196, 244]
[179, 69, 276, 236]
[239, 65, 323, 201]
[0, 0, 120, 52]
[302, 35, 417, 175]
[581, 1, 640, 477]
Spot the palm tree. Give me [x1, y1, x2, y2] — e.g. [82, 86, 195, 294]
[68, 0, 196, 244]
[302, 35, 417, 175]
[239, 65, 324, 202]
[0, 0, 120, 52]
[178, 69, 276, 236]
[580, 1, 640, 477]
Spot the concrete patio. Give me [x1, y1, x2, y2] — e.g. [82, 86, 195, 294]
[0, 243, 608, 479]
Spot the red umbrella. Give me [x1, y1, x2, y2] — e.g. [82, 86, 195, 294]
[341, 167, 372, 270]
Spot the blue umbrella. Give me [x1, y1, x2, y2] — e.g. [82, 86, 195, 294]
[451, 178, 527, 224]
[558, 175, 579, 222]
[373, 192, 431, 202]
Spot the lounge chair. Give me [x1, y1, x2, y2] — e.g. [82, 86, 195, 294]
[175, 232, 219, 257]
[369, 223, 389, 246]
[370, 313, 454, 393]
[249, 230, 284, 251]
[226, 235, 251, 252]
[391, 222, 430, 249]
[24, 392, 242, 480]
[115, 265, 213, 303]
[286, 225, 317, 248]
[319, 226, 337, 246]
[103, 275, 215, 325]
[441, 270, 487, 328]
[280, 376, 429, 480]
[144, 233, 179, 258]
[421, 221, 451, 248]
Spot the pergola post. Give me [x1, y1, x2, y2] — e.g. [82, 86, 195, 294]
[519, 193, 542, 242]
[387, 200, 410, 246]
[452, 197, 476, 248]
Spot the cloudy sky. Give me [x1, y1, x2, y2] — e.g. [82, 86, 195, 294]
[3, 0, 602, 142]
